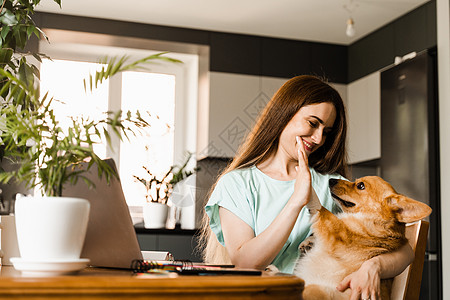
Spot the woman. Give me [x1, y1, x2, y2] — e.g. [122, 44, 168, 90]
[199, 75, 413, 300]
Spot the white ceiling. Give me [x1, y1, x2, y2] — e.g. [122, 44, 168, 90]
[36, 0, 430, 45]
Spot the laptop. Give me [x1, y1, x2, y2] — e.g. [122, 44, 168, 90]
[62, 159, 143, 269]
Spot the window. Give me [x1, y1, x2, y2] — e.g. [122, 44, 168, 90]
[39, 40, 199, 206]
[40, 59, 109, 158]
[119, 71, 176, 204]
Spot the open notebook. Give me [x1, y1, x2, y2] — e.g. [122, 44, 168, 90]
[62, 159, 144, 269]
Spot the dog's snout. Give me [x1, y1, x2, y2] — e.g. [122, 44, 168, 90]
[329, 178, 338, 188]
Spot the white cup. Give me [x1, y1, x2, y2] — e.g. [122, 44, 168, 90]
[180, 205, 196, 230]
[0, 215, 20, 266]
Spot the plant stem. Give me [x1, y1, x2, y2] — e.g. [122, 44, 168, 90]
[0, 0, 5, 15]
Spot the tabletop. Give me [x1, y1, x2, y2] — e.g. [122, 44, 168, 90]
[0, 266, 304, 299]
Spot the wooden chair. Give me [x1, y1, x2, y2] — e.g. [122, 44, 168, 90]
[391, 220, 429, 300]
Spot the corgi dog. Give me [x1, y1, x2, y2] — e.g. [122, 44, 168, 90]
[294, 176, 432, 300]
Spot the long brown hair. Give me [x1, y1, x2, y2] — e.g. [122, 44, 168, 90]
[198, 75, 348, 263]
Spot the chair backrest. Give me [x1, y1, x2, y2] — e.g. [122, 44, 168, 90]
[391, 220, 429, 300]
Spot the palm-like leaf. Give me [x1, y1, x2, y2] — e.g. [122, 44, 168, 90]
[83, 52, 181, 92]
[0, 52, 177, 196]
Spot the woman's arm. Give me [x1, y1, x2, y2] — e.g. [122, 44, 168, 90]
[219, 136, 312, 270]
[373, 242, 414, 279]
[336, 242, 414, 300]
[219, 195, 305, 269]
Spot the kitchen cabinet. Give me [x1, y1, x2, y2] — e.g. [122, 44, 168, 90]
[136, 227, 202, 262]
[200, 72, 286, 158]
[202, 72, 347, 159]
[347, 72, 381, 164]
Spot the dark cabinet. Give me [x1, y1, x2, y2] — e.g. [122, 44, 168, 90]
[136, 226, 202, 262]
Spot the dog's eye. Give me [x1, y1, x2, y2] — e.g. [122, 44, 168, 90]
[356, 182, 365, 190]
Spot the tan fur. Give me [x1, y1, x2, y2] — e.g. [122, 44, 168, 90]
[295, 176, 432, 300]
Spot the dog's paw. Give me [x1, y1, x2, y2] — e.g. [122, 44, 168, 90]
[299, 235, 315, 256]
[265, 264, 280, 274]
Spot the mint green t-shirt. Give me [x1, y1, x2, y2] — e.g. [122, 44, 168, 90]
[205, 166, 345, 274]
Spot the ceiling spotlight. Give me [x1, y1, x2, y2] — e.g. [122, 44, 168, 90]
[346, 18, 356, 37]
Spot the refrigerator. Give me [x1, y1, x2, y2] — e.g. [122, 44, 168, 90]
[380, 49, 441, 300]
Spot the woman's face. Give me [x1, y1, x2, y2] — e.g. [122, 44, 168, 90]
[279, 102, 336, 158]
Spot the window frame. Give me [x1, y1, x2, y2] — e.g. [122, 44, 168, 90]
[37, 31, 205, 205]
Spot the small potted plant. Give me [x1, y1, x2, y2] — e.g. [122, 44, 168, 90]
[134, 152, 197, 229]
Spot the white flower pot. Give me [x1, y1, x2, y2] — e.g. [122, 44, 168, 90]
[14, 196, 90, 261]
[143, 202, 169, 229]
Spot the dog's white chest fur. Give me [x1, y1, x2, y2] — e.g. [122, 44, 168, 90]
[294, 238, 348, 288]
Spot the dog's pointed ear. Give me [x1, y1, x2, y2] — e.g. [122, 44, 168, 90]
[387, 194, 432, 223]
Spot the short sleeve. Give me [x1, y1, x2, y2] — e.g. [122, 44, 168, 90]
[205, 172, 255, 246]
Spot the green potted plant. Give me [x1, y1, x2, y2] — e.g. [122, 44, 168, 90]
[133, 152, 197, 229]
[0, 53, 180, 274]
[0, 0, 182, 274]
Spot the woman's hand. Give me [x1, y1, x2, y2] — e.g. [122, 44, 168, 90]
[336, 243, 413, 300]
[336, 259, 381, 300]
[218, 136, 314, 270]
[293, 136, 311, 207]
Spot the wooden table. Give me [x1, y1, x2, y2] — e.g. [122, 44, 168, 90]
[0, 266, 304, 299]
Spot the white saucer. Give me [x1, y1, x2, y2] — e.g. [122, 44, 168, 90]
[10, 257, 90, 276]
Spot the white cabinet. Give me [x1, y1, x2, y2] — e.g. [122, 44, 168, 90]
[199, 72, 286, 158]
[199, 71, 377, 163]
[347, 72, 381, 164]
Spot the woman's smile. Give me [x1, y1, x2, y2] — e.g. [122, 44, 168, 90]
[301, 139, 314, 153]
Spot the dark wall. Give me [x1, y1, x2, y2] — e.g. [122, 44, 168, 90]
[34, 0, 436, 84]
[348, 0, 436, 82]
[209, 32, 348, 83]
[33, 12, 348, 84]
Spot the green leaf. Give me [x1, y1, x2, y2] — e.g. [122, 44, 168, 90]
[0, 79, 11, 98]
[31, 53, 42, 63]
[89, 74, 93, 92]
[94, 68, 100, 88]
[26, 25, 35, 38]
[12, 26, 27, 49]
[110, 56, 125, 74]
[35, 26, 49, 42]
[31, 64, 40, 79]
[1, 26, 10, 41]
[15, 87, 25, 104]
[0, 9, 18, 26]
[31, 27, 39, 39]
[103, 127, 111, 146]
[18, 60, 34, 88]
[0, 47, 13, 65]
